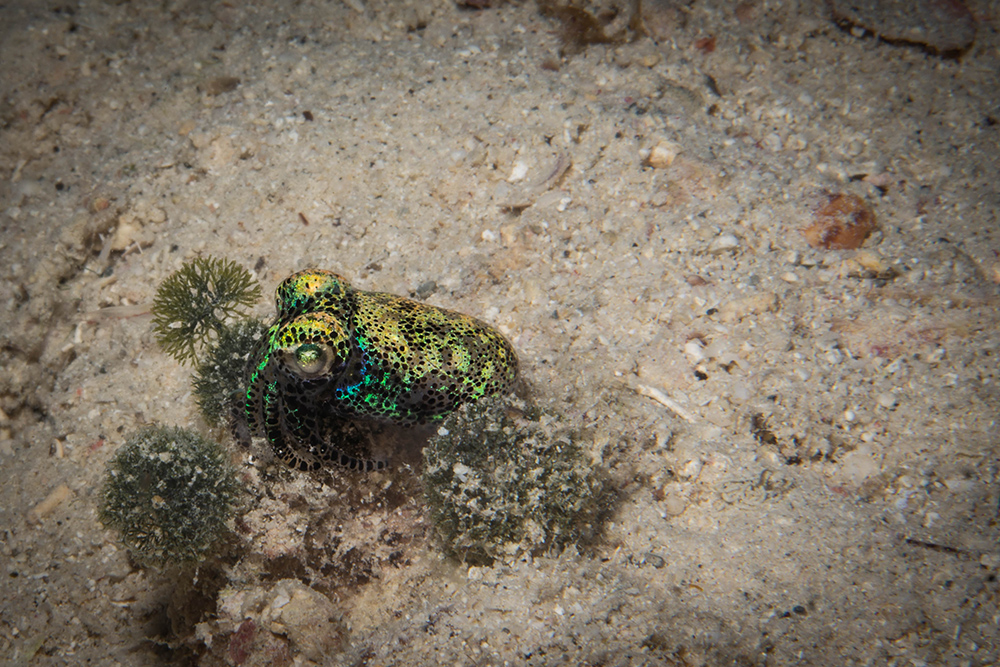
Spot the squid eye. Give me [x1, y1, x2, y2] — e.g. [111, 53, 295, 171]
[287, 342, 336, 377]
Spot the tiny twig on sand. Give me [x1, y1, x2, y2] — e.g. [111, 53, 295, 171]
[635, 384, 697, 423]
[77, 304, 152, 323]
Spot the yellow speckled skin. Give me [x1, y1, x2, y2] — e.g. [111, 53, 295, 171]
[244, 269, 518, 471]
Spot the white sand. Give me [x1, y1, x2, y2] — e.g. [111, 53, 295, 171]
[1, 1, 998, 664]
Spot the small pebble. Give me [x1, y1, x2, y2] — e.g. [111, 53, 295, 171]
[415, 280, 438, 299]
[763, 133, 783, 152]
[982, 554, 1000, 569]
[718, 291, 778, 323]
[684, 339, 706, 363]
[728, 381, 751, 404]
[111, 219, 140, 251]
[662, 490, 688, 517]
[642, 552, 666, 568]
[816, 269, 836, 283]
[877, 392, 897, 409]
[686, 275, 709, 287]
[202, 76, 241, 96]
[28, 484, 72, 524]
[677, 458, 703, 481]
[943, 477, 974, 493]
[781, 271, 799, 283]
[646, 140, 681, 168]
[839, 446, 878, 483]
[147, 207, 167, 224]
[799, 252, 819, 268]
[854, 250, 888, 273]
[508, 161, 528, 182]
[709, 233, 740, 254]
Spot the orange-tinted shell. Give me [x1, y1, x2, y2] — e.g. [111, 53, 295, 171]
[802, 193, 876, 250]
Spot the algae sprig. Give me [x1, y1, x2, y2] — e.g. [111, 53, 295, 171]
[98, 425, 242, 566]
[193, 319, 267, 428]
[151, 256, 262, 365]
[423, 395, 610, 565]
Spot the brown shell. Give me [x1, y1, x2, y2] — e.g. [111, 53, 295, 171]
[802, 193, 877, 250]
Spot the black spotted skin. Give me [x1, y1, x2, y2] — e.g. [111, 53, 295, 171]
[243, 269, 518, 471]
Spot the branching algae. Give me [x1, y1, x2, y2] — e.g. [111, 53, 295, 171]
[423, 395, 610, 565]
[152, 256, 262, 365]
[99, 425, 241, 566]
[193, 319, 267, 428]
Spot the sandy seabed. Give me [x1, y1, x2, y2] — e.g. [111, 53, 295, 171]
[1, 1, 998, 665]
